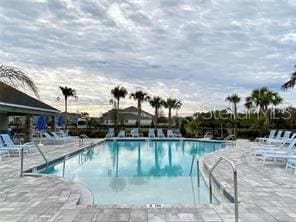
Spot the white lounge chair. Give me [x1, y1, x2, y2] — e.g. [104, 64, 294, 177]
[0, 134, 34, 156]
[258, 139, 296, 165]
[59, 130, 77, 141]
[106, 128, 115, 138]
[255, 130, 276, 143]
[267, 131, 291, 144]
[43, 132, 64, 144]
[254, 133, 296, 156]
[157, 129, 165, 138]
[51, 132, 69, 142]
[148, 129, 155, 138]
[262, 130, 283, 144]
[0, 145, 10, 159]
[167, 129, 175, 138]
[203, 132, 213, 140]
[130, 128, 139, 137]
[118, 130, 125, 138]
[286, 158, 296, 175]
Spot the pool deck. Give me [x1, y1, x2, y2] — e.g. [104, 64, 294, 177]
[0, 138, 296, 221]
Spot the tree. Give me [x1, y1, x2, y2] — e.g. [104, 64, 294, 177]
[245, 87, 282, 128]
[185, 118, 200, 137]
[59, 86, 76, 129]
[149, 96, 163, 130]
[163, 98, 182, 129]
[0, 64, 39, 97]
[111, 86, 128, 127]
[130, 91, 150, 128]
[81, 112, 89, 118]
[281, 65, 296, 90]
[225, 94, 241, 137]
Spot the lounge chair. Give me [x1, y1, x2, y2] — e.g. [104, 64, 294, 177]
[258, 139, 296, 165]
[286, 158, 296, 175]
[255, 130, 276, 143]
[43, 132, 64, 144]
[0, 134, 34, 156]
[266, 131, 291, 144]
[51, 132, 69, 142]
[203, 132, 213, 140]
[174, 129, 182, 138]
[106, 128, 115, 138]
[59, 130, 76, 140]
[148, 129, 155, 138]
[262, 130, 283, 144]
[254, 133, 296, 155]
[167, 129, 175, 138]
[130, 128, 139, 137]
[157, 129, 165, 138]
[0, 145, 10, 159]
[118, 130, 125, 138]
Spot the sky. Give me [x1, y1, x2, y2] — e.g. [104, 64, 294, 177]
[1, 0, 296, 117]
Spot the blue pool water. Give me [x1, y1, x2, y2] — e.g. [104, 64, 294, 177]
[43, 140, 224, 205]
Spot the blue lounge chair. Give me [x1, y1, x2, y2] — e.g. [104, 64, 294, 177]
[106, 128, 115, 138]
[118, 130, 125, 138]
[130, 128, 139, 137]
[148, 129, 155, 138]
[167, 129, 175, 138]
[157, 129, 165, 138]
[174, 129, 182, 138]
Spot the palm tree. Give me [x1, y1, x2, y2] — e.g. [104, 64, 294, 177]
[225, 94, 241, 137]
[149, 96, 163, 130]
[245, 87, 282, 128]
[130, 91, 150, 128]
[281, 65, 296, 90]
[111, 86, 128, 127]
[185, 118, 200, 137]
[163, 98, 182, 129]
[59, 86, 76, 129]
[0, 64, 39, 97]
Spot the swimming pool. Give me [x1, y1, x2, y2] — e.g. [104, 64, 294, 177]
[43, 140, 225, 205]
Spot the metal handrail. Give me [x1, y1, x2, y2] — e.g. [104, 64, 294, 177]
[189, 155, 200, 187]
[224, 134, 236, 146]
[20, 142, 48, 176]
[203, 131, 213, 139]
[209, 157, 238, 222]
[79, 134, 90, 148]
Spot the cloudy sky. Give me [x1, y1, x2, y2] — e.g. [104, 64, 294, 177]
[1, 0, 296, 117]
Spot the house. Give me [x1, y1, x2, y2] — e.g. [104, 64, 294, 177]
[100, 106, 154, 126]
[0, 82, 60, 140]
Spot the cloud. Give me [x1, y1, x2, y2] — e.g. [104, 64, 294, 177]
[1, 0, 296, 116]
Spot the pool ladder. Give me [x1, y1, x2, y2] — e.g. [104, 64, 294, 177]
[190, 156, 238, 222]
[209, 157, 238, 222]
[20, 142, 48, 176]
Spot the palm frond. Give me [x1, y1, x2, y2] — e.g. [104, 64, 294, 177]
[0, 64, 39, 98]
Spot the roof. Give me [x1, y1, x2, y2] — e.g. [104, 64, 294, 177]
[0, 82, 59, 113]
[121, 106, 153, 116]
[101, 106, 153, 120]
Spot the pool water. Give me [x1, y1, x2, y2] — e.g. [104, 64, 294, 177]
[43, 140, 224, 205]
